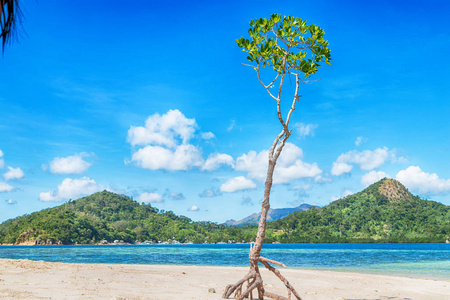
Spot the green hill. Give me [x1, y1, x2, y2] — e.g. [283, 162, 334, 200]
[0, 191, 256, 245]
[1, 179, 449, 245]
[269, 178, 450, 243]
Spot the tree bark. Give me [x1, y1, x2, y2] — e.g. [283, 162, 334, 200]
[223, 130, 302, 300]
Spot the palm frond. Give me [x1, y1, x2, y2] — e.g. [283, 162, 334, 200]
[1, 0, 23, 52]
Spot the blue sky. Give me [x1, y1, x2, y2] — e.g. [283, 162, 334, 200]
[1, 0, 449, 223]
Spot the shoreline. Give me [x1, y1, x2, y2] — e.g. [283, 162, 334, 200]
[0, 259, 448, 299]
[0, 257, 448, 281]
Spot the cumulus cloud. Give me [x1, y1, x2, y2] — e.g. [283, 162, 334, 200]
[0, 181, 14, 192]
[3, 166, 25, 181]
[131, 144, 203, 171]
[49, 153, 92, 174]
[220, 176, 257, 193]
[127, 109, 197, 148]
[199, 188, 221, 198]
[330, 189, 353, 202]
[127, 110, 232, 172]
[331, 162, 353, 176]
[236, 143, 322, 184]
[188, 205, 200, 211]
[275, 160, 322, 184]
[295, 122, 318, 138]
[202, 153, 234, 171]
[333, 147, 398, 174]
[396, 166, 450, 195]
[39, 177, 103, 202]
[0, 150, 4, 169]
[138, 192, 164, 203]
[235, 150, 266, 180]
[6, 199, 17, 205]
[361, 171, 389, 187]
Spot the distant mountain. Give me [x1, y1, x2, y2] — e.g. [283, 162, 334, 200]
[225, 204, 317, 226]
[270, 178, 450, 243]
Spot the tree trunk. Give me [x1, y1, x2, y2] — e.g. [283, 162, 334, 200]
[223, 141, 302, 300]
[251, 158, 275, 260]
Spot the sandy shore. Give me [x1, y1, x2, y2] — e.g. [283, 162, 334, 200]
[0, 259, 448, 300]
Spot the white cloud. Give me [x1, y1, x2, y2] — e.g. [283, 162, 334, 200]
[6, 199, 17, 205]
[127, 110, 233, 172]
[3, 166, 25, 181]
[331, 162, 353, 176]
[330, 189, 353, 202]
[235, 150, 267, 180]
[355, 136, 366, 147]
[131, 144, 203, 171]
[220, 176, 257, 193]
[49, 153, 92, 174]
[295, 122, 318, 138]
[275, 159, 322, 184]
[199, 188, 221, 198]
[188, 205, 200, 211]
[235, 143, 322, 184]
[39, 177, 103, 202]
[314, 174, 333, 184]
[361, 171, 389, 187]
[127, 109, 197, 148]
[0, 181, 14, 192]
[201, 132, 215, 140]
[202, 153, 234, 171]
[138, 192, 164, 203]
[0, 150, 4, 169]
[227, 120, 236, 132]
[333, 147, 396, 172]
[396, 166, 450, 195]
[164, 190, 185, 200]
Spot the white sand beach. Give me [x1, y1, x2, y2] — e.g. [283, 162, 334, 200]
[0, 259, 448, 299]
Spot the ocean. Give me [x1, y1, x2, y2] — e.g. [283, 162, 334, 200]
[1, 243, 449, 279]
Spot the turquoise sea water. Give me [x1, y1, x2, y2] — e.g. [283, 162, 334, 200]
[0, 243, 449, 279]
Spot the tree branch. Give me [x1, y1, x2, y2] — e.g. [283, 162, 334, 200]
[256, 63, 280, 102]
[258, 256, 287, 268]
[268, 129, 285, 161]
[285, 74, 300, 127]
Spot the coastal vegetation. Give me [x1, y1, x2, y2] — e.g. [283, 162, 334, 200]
[0, 191, 256, 245]
[269, 178, 450, 243]
[0, 179, 449, 246]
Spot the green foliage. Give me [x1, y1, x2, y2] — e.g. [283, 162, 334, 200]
[0, 191, 257, 245]
[1, 179, 448, 245]
[269, 179, 450, 243]
[236, 13, 331, 77]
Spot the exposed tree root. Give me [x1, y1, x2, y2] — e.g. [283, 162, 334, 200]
[223, 256, 302, 300]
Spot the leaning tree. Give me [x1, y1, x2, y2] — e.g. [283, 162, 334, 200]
[223, 14, 331, 300]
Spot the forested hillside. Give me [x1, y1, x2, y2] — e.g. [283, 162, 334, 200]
[269, 179, 450, 243]
[0, 191, 256, 245]
[1, 179, 449, 245]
